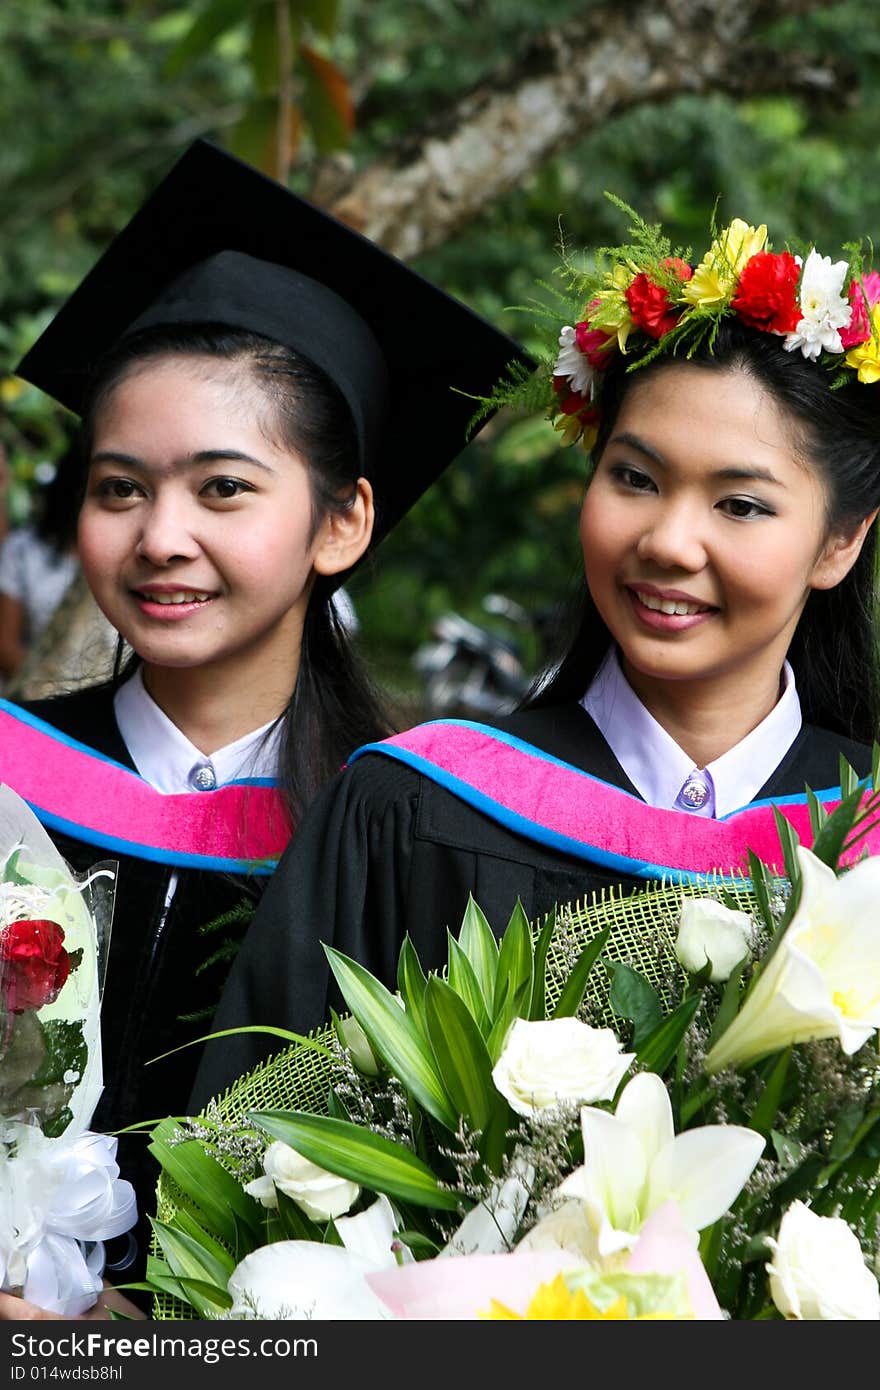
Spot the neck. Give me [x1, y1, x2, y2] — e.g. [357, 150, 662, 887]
[620, 658, 785, 769]
[141, 651, 301, 755]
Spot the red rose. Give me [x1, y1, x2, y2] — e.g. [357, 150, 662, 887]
[0, 919, 71, 1014]
[624, 272, 680, 339]
[731, 251, 800, 334]
[575, 321, 615, 368]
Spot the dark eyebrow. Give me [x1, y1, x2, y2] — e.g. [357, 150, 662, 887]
[608, 433, 782, 486]
[90, 449, 273, 473]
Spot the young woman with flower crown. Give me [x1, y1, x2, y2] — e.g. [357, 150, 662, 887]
[191, 204, 880, 1106]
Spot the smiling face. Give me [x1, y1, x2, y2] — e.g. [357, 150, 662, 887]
[79, 356, 337, 699]
[580, 364, 863, 717]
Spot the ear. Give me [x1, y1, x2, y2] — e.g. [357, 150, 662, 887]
[810, 508, 879, 591]
[311, 478, 375, 578]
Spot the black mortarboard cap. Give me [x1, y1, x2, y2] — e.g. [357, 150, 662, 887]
[16, 139, 531, 555]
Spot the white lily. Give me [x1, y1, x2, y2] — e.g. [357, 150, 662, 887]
[706, 846, 880, 1073]
[226, 1193, 407, 1320]
[557, 1073, 764, 1257]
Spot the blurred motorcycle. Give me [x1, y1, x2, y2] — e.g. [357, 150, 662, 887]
[413, 593, 555, 719]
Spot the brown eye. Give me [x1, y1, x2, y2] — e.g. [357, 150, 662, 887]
[202, 477, 252, 499]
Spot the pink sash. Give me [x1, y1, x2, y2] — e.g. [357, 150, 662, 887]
[352, 719, 875, 881]
[0, 701, 289, 872]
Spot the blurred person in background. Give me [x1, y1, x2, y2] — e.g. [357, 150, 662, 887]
[0, 441, 80, 680]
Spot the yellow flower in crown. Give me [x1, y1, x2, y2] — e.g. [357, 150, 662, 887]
[684, 218, 768, 309]
[587, 262, 636, 352]
[845, 303, 880, 384]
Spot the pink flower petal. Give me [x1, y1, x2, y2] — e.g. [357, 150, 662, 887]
[366, 1251, 577, 1320]
[627, 1201, 723, 1320]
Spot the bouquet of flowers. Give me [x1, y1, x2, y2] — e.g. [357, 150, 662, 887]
[145, 757, 880, 1321]
[0, 785, 137, 1315]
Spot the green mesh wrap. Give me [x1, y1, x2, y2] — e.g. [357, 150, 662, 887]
[151, 875, 759, 1319]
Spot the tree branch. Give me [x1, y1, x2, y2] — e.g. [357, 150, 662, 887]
[316, 0, 852, 258]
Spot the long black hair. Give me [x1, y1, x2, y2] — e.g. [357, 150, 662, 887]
[79, 324, 393, 822]
[528, 317, 880, 743]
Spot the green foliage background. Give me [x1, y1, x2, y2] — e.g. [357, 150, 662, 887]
[2, 0, 880, 702]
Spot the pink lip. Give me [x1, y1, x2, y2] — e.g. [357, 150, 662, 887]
[129, 584, 217, 622]
[628, 582, 716, 607]
[626, 587, 717, 633]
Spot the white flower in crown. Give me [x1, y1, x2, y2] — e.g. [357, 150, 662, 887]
[554, 325, 596, 398]
[784, 248, 851, 360]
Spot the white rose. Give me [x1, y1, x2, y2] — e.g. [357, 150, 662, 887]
[244, 1141, 360, 1223]
[491, 1017, 634, 1117]
[766, 1201, 880, 1320]
[674, 897, 752, 983]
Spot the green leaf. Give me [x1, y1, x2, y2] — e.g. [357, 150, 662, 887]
[705, 955, 750, 1050]
[805, 785, 828, 840]
[636, 992, 702, 1074]
[491, 899, 533, 1019]
[149, 1219, 233, 1317]
[528, 910, 556, 1020]
[772, 805, 801, 884]
[165, 0, 245, 77]
[249, 2, 282, 96]
[838, 755, 859, 800]
[447, 933, 490, 1034]
[456, 895, 498, 1009]
[811, 781, 869, 870]
[326, 946, 456, 1129]
[748, 1047, 791, 1138]
[551, 926, 611, 1019]
[608, 962, 663, 1046]
[149, 1120, 262, 1246]
[424, 976, 498, 1134]
[302, 0, 339, 37]
[745, 850, 775, 935]
[300, 45, 352, 154]
[252, 1110, 460, 1211]
[396, 1229, 441, 1257]
[396, 935, 430, 1039]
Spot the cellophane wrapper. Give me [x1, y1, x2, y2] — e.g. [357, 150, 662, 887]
[0, 784, 137, 1314]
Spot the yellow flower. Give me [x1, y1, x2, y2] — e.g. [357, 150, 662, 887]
[845, 303, 880, 383]
[589, 263, 635, 351]
[0, 376, 25, 404]
[683, 218, 768, 308]
[481, 1275, 632, 1320]
[480, 1272, 688, 1320]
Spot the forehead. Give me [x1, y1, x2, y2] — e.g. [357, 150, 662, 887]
[612, 364, 816, 478]
[93, 354, 272, 436]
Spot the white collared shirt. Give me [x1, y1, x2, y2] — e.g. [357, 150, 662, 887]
[581, 647, 802, 818]
[114, 667, 282, 793]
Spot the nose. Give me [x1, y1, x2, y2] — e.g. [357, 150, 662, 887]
[134, 494, 201, 566]
[635, 498, 708, 573]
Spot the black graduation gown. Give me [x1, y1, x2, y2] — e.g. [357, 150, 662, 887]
[15, 686, 271, 1278]
[190, 703, 870, 1108]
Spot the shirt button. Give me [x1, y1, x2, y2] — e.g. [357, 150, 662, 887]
[189, 763, 217, 791]
[678, 773, 710, 809]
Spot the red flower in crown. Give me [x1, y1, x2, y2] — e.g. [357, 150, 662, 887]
[624, 259, 693, 340]
[575, 319, 616, 368]
[840, 271, 880, 350]
[731, 251, 800, 335]
[0, 919, 71, 1014]
[553, 376, 591, 416]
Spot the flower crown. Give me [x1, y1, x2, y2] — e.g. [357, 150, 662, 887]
[486, 198, 880, 451]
